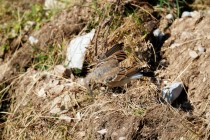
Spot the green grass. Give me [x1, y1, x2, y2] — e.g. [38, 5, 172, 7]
[158, 0, 182, 17]
[32, 44, 64, 71]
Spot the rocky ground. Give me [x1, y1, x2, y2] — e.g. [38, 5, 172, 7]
[0, 0, 209, 140]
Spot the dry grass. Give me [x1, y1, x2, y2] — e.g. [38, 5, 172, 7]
[0, 0, 209, 140]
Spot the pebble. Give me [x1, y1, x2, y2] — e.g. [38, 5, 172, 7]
[54, 65, 66, 76]
[162, 82, 183, 104]
[197, 46, 205, 53]
[181, 11, 191, 18]
[206, 113, 210, 119]
[119, 137, 126, 140]
[166, 14, 173, 20]
[190, 11, 200, 18]
[37, 88, 47, 98]
[153, 28, 161, 37]
[189, 50, 199, 59]
[97, 129, 107, 135]
[29, 36, 38, 45]
[153, 28, 165, 40]
[59, 115, 72, 123]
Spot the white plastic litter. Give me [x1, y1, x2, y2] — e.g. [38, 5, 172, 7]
[162, 82, 183, 104]
[66, 29, 95, 69]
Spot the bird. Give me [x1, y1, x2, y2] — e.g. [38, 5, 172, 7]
[84, 43, 154, 95]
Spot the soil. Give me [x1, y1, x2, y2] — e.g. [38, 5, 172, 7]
[0, 0, 209, 140]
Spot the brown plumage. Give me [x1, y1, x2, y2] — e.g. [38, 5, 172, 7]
[84, 43, 154, 95]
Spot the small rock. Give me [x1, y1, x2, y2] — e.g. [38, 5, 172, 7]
[166, 14, 173, 20]
[170, 43, 181, 48]
[50, 107, 61, 114]
[97, 129, 107, 135]
[59, 114, 72, 123]
[181, 11, 191, 18]
[153, 28, 161, 37]
[206, 113, 210, 119]
[49, 85, 64, 95]
[24, 21, 36, 31]
[163, 80, 168, 85]
[162, 82, 183, 104]
[180, 137, 184, 140]
[44, 0, 65, 10]
[76, 112, 81, 120]
[37, 88, 47, 98]
[29, 36, 38, 45]
[190, 11, 200, 18]
[119, 137, 126, 140]
[197, 46, 205, 53]
[153, 28, 164, 40]
[189, 50, 199, 59]
[100, 87, 106, 91]
[54, 65, 66, 76]
[77, 131, 86, 138]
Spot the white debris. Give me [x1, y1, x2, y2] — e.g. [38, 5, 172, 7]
[97, 129, 107, 135]
[163, 80, 168, 85]
[166, 13, 173, 20]
[49, 85, 64, 95]
[76, 112, 81, 120]
[44, 0, 65, 10]
[46, 79, 59, 90]
[29, 36, 38, 45]
[162, 82, 183, 104]
[189, 50, 199, 59]
[37, 88, 47, 98]
[153, 28, 165, 40]
[119, 137, 126, 140]
[66, 29, 95, 69]
[49, 93, 71, 114]
[170, 43, 181, 48]
[153, 28, 161, 37]
[59, 114, 72, 123]
[112, 93, 118, 97]
[50, 107, 61, 114]
[180, 137, 184, 140]
[190, 11, 200, 18]
[24, 21, 35, 31]
[77, 131, 86, 138]
[206, 113, 210, 119]
[197, 45, 205, 53]
[54, 65, 66, 76]
[181, 11, 191, 18]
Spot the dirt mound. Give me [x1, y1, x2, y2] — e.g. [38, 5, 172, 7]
[162, 11, 210, 118]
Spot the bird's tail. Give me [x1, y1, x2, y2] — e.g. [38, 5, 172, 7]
[105, 43, 124, 57]
[141, 71, 155, 77]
